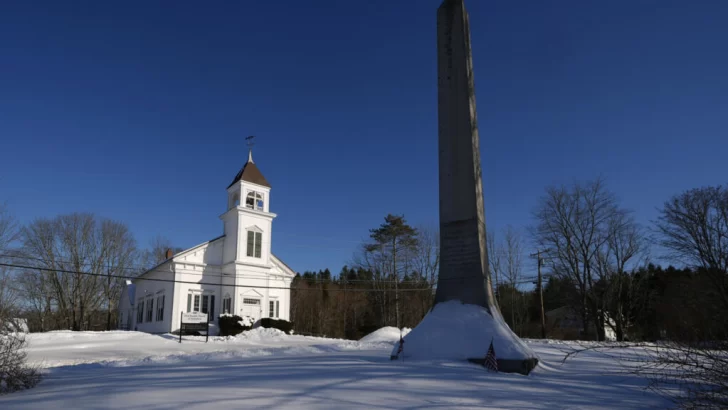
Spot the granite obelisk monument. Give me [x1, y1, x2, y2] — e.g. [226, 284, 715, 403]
[435, 0, 492, 309]
[391, 0, 537, 375]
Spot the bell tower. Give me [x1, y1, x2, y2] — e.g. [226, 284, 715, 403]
[220, 139, 276, 267]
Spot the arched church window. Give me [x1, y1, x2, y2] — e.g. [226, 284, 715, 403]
[246, 191, 264, 211]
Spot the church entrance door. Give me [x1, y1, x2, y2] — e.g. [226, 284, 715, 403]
[241, 298, 261, 323]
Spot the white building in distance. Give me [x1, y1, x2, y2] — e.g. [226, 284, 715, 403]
[119, 151, 296, 334]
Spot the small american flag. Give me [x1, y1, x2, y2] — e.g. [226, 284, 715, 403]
[483, 338, 498, 372]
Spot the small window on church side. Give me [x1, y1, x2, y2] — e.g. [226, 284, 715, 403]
[223, 294, 232, 314]
[137, 298, 144, 323]
[269, 300, 280, 318]
[247, 230, 262, 258]
[246, 191, 264, 211]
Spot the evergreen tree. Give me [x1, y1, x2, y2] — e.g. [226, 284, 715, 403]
[365, 214, 418, 328]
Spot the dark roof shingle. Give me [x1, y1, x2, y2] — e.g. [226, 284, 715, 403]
[228, 161, 271, 188]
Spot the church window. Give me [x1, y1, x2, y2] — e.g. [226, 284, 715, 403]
[156, 294, 165, 321]
[202, 295, 215, 319]
[137, 298, 144, 323]
[187, 292, 214, 321]
[209, 295, 215, 320]
[187, 293, 201, 312]
[247, 230, 263, 258]
[269, 300, 280, 318]
[223, 294, 232, 314]
[146, 297, 154, 322]
[246, 191, 264, 211]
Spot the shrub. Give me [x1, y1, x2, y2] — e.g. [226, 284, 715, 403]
[218, 315, 251, 337]
[259, 318, 293, 334]
[1, 325, 41, 394]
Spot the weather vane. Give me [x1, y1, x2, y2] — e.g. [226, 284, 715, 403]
[246, 135, 256, 150]
[246, 135, 256, 163]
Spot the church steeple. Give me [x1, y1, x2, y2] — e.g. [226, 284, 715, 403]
[221, 141, 276, 266]
[227, 146, 271, 189]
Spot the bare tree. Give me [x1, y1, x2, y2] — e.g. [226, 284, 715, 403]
[0, 268, 18, 324]
[138, 235, 182, 271]
[413, 225, 440, 288]
[647, 185, 728, 408]
[642, 340, 728, 409]
[353, 241, 392, 326]
[533, 178, 625, 340]
[99, 220, 137, 330]
[0, 204, 19, 321]
[502, 226, 525, 332]
[594, 212, 646, 340]
[0, 204, 18, 253]
[656, 185, 728, 309]
[20, 213, 137, 331]
[412, 225, 439, 318]
[487, 231, 502, 305]
[0, 204, 40, 394]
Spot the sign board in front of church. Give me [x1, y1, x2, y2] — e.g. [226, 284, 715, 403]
[179, 312, 210, 343]
[181, 312, 208, 324]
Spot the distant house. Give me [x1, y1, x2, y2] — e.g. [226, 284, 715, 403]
[545, 306, 617, 341]
[118, 150, 296, 335]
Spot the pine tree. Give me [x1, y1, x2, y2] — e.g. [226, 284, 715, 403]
[365, 214, 418, 328]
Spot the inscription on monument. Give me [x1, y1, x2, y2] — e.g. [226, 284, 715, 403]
[441, 220, 482, 276]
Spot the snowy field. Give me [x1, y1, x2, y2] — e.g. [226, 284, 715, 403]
[0, 328, 671, 409]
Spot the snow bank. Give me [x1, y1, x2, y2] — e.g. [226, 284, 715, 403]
[360, 327, 411, 343]
[234, 327, 287, 341]
[393, 301, 536, 361]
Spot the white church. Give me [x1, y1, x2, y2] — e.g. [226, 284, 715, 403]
[119, 150, 296, 334]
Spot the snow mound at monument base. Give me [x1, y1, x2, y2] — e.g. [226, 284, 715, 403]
[392, 301, 537, 372]
[360, 326, 411, 343]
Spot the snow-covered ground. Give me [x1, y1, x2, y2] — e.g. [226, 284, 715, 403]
[0, 329, 670, 409]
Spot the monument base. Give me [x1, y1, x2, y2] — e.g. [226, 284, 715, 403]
[390, 301, 539, 375]
[388, 356, 537, 375]
[466, 358, 539, 376]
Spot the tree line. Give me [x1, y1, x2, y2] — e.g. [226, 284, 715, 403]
[291, 216, 438, 340]
[0, 208, 181, 332]
[291, 180, 728, 346]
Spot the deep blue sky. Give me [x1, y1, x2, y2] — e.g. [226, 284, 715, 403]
[1, 0, 727, 276]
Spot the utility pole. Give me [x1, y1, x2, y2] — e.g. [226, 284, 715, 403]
[530, 249, 548, 339]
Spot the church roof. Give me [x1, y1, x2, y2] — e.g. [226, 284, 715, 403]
[228, 155, 271, 189]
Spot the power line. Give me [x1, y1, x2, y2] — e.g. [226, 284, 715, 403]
[4, 252, 549, 289]
[0, 253, 438, 285]
[3, 257, 541, 293]
[0, 262, 437, 293]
